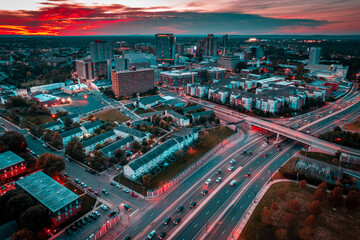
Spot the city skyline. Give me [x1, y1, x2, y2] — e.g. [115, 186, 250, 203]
[0, 0, 359, 36]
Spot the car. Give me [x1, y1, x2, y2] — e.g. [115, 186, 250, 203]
[230, 180, 236, 186]
[101, 205, 108, 211]
[102, 189, 108, 195]
[123, 188, 130, 193]
[89, 213, 97, 220]
[202, 190, 208, 196]
[190, 201, 197, 209]
[124, 204, 132, 211]
[262, 154, 267, 157]
[93, 211, 100, 217]
[275, 144, 280, 148]
[76, 221, 82, 228]
[147, 230, 156, 239]
[163, 216, 171, 225]
[70, 225, 77, 232]
[216, 177, 222, 183]
[241, 150, 246, 155]
[110, 182, 117, 186]
[108, 210, 117, 217]
[228, 166, 234, 171]
[64, 173, 69, 177]
[75, 179, 81, 184]
[116, 184, 122, 189]
[85, 216, 92, 223]
[306, 130, 310, 134]
[123, 235, 131, 240]
[158, 232, 167, 239]
[205, 178, 212, 185]
[94, 191, 100, 196]
[229, 159, 235, 164]
[81, 182, 87, 188]
[277, 148, 281, 151]
[216, 170, 221, 175]
[245, 173, 251, 178]
[174, 217, 181, 225]
[86, 168, 91, 172]
[335, 116, 338, 119]
[177, 205, 184, 212]
[248, 152, 253, 155]
[263, 142, 268, 146]
[88, 187, 93, 192]
[80, 219, 87, 225]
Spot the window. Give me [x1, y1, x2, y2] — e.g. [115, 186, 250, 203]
[58, 216, 61, 221]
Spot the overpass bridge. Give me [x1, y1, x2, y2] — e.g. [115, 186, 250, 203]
[236, 116, 360, 159]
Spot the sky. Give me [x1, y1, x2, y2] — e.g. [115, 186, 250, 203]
[0, 0, 359, 36]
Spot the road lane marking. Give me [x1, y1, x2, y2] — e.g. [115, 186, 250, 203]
[194, 224, 198, 229]
[206, 211, 209, 215]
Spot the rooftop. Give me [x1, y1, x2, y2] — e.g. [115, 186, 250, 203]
[83, 120, 103, 130]
[100, 136, 134, 156]
[114, 125, 149, 139]
[42, 120, 62, 128]
[33, 94, 60, 102]
[59, 113, 79, 122]
[0, 151, 25, 170]
[191, 110, 215, 119]
[138, 95, 164, 105]
[182, 105, 203, 114]
[166, 110, 189, 120]
[15, 171, 80, 213]
[82, 130, 116, 147]
[60, 127, 83, 138]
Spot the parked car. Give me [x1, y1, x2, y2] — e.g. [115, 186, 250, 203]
[85, 216, 92, 223]
[88, 187, 93, 192]
[108, 210, 117, 217]
[94, 191, 100, 196]
[75, 179, 81, 184]
[241, 150, 246, 155]
[102, 189, 108, 195]
[124, 204, 132, 211]
[76, 221, 82, 228]
[70, 225, 77, 232]
[89, 213, 97, 220]
[110, 182, 117, 186]
[93, 211, 100, 217]
[81, 182, 87, 188]
[101, 205, 108, 211]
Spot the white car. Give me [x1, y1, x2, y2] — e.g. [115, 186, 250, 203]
[229, 159, 235, 164]
[205, 179, 212, 185]
[230, 180, 236, 186]
[228, 166, 234, 171]
[216, 177, 222, 183]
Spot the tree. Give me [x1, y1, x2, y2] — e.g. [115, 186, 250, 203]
[50, 132, 63, 149]
[287, 199, 300, 213]
[277, 188, 287, 201]
[282, 213, 293, 228]
[271, 201, 279, 211]
[275, 228, 288, 240]
[298, 179, 307, 190]
[72, 122, 80, 128]
[308, 200, 322, 217]
[2, 131, 27, 152]
[174, 150, 184, 159]
[114, 149, 124, 159]
[11, 228, 35, 240]
[19, 205, 48, 231]
[142, 174, 151, 184]
[261, 207, 272, 226]
[235, 62, 248, 73]
[304, 215, 316, 229]
[132, 140, 141, 152]
[345, 190, 360, 210]
[36, 153, 65, 176]
[313, 182, 327, 201]
[140, 145, 149, 154]
[65, 140, 76, 156]
[5, 193, 34, 221]
[299, 227, 312, 240]
[328, 186, 344, 207]
[63, 117, 73, 130]
[43, 129, 54, 143]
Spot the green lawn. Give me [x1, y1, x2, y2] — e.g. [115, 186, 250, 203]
[147, 126, 235, 189]
[94, 109, 129, 122]
[23, 114, 53, 124]
[134, 108, 155, 114]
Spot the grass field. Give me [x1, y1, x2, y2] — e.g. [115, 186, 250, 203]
[240, 182, 360, 240]
[343, 117, 360, 131]
[134, 108, 155, 114]
[94, 109, 129, 122]
[147, 126, 235, 189]
[23, 114, 54, 125]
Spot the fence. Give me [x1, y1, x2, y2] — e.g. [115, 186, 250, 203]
[87, 214, 120, 240]
[146, 132, 241, 198]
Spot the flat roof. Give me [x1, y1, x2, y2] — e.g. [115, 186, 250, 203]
[0, 151, 25, 170]
[15, 171, 80, 213]
[138, 95, 164, 105]
[33, 94, 60, 102]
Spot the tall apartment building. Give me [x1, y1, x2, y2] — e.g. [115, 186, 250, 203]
[222, 34, 229, 48]
[309, 47, 321, 65]
[175, 43, 185, 55]
[111, 68, 154, 98]
[90, 40, 114, 61]
[76, 59, 94, 80]
[155, 34, 175, 64]
[204, 34, 218, 56]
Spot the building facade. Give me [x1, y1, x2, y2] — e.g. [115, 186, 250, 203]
[155, 34, 175, 64]
[0, 151, 26, 181]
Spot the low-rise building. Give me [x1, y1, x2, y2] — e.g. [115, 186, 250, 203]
[30, 82, 65, 94]
[182, 105, 204, 114]
[15, 171, 81, 227]
[0, 151, 26, 181]
[124, 128, 199, 179]
[31, 94, 61, 107]
[59, 114, 80, 125]
[160, 70, 198, 87]
[135, 95, 165, 110]
[114, 125, 150, 142]
[165, 110, 190, 127]
[81, 120, 103, 136]
[100, 136, 134, 157]
[82, 130, 116, 154]
[42, 120, 63, 132]
[191, 110, 216, 120]
[60, 127, 83, 146]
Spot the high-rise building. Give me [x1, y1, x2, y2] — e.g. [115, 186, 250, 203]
[244, 46, 264, 60]
[76, 59, 94, 80]
[204, 34, 218, 56]
[175, 43, 185, 55]
[155, 34, 175, 64]
[111, 68, 154, 98]
[222, 34, 229, 48]
[90, 40, 114, 62]
[309, 47, 321, 65]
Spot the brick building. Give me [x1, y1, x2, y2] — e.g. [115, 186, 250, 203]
[0, 151, 26, 181]
[111, 68, 154, 98]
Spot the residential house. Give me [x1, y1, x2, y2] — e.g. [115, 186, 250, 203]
[165, 110, 190, 127]
[82, 130, 116, 154]
[100, 136, 134, 157]
[42, 120, 63, 132]
[114, 125, 150, 142]
[60, 127, 83, 146]
[81, 120, 103, 136]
